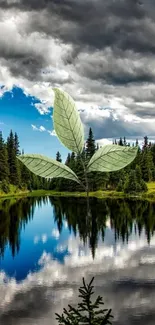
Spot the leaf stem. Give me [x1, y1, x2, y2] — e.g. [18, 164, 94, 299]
[80, 155, 90, 216]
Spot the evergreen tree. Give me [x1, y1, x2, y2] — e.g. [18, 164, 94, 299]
[116, 179, 124, 192]
[142, 136, 148, 150]
[65, 153, 71, 166]
[69, 152, 76, 171]
[1, 128, 155, 194]
[85, 128, 96, 161]
[124, 169, 147, 193]
[0, 131, 9, 181]
[7, 130, 20, 185]
[136, 139, 139, 146]
[75, 151, 86, 190]
[85, 128, 96, 191]
[123, 136, 127, 146]
[141, 147, 154, 182]
[151, 143, 155, 166]
[14, 132, 20, 156]
[124, 170, 138, 193]
[14, 132, 21, 185]
[118, 137, 123, 146]
[56, 151, 62, 163]
[54, 150, 63, 190]
[21, 164, 31, 189]
[131, 145, 141, 168]
[56, 277, 113, 325]
[135, 165, 142, 183]
[109, 170, 122, 190]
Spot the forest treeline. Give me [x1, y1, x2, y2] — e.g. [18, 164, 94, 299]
[0, 128, 155, 193]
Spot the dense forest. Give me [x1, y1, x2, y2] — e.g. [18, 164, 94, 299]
[0, 128, 155, 194]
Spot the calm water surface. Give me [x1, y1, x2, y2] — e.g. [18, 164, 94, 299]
[0, 196, 155, 324]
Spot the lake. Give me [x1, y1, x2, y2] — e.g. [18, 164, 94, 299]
[0, 196, 155, 325]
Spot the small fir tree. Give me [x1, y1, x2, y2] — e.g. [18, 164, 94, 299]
[124, 170, 137, 193]
[118, 137, 123, 146]
[56, 151, 62, 163]
[85, 127, 96, 161]
[55, 277, 113, 325]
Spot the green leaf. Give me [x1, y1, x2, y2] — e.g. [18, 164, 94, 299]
[17, 154, 80, 183]
[87, 145, 138, 172]
[53, 88, 84, 153]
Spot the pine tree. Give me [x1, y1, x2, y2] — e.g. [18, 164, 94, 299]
[75, 151, 86, 191]
[132, 145, 141, 168]
[118, 137, 123, 146]
[65, 153, 71, 166]
[14, 132, 21, 185]
[0, 131, 9, 182]
[56, 151, 62, 163]
[85, 128, 96, 191]
[56, 277, 113, 325]
[135, 165, 142, 183]
[116, 179, 124, 192]
[21, 164, 31, 189]
[124, 170, 138, 193]
[14, 132, 20, 156]
[142, 136, 148, 150]
[7, 130, 20, 185]
[151, 143, 155, 166]
[85, 128, 96, 161]
[69, 152, 76, 171]
[136, 139, 139, 146]
[141, 147, 154, 182]
[123, 136, 127, 146]
[54, 151, 63, 190]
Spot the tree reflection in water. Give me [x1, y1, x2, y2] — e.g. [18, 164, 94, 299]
[50, 197, 155, 258]
[0, 196, 155, 259]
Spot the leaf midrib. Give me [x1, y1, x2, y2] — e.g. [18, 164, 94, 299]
[19, 155, 79, 179]
[57, 92, 83, 154]
[87, 146, 137, 170]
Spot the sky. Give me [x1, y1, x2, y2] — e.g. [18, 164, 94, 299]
[1, 0, 155, 160]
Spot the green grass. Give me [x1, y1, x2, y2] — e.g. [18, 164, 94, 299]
[0, 184, 29, 200]
[146, 182, 155, 192]
[143, 181, 155, 200]
[1, 181, 155, 201]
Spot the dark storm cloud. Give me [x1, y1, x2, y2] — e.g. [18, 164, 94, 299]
[81, 114, 135, 139]
[76, 52, 155, 86]
[1, 0, 155, 137]
[1, 0, 155, 87]
[80, 109, 155, 139]
[4, 0, 155, 56]
[2, 56, 45, 80]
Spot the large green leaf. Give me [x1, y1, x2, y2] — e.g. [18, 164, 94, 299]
[87, 145, 138, 172]
[53, 88, 84, 154]
[17, 154, 80, 183]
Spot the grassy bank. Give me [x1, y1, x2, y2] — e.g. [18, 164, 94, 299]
[1, 182, 155, 201]
[0, 184, 29, 200]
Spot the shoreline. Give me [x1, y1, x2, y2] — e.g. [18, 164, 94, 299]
[0, 187, 155, 202]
